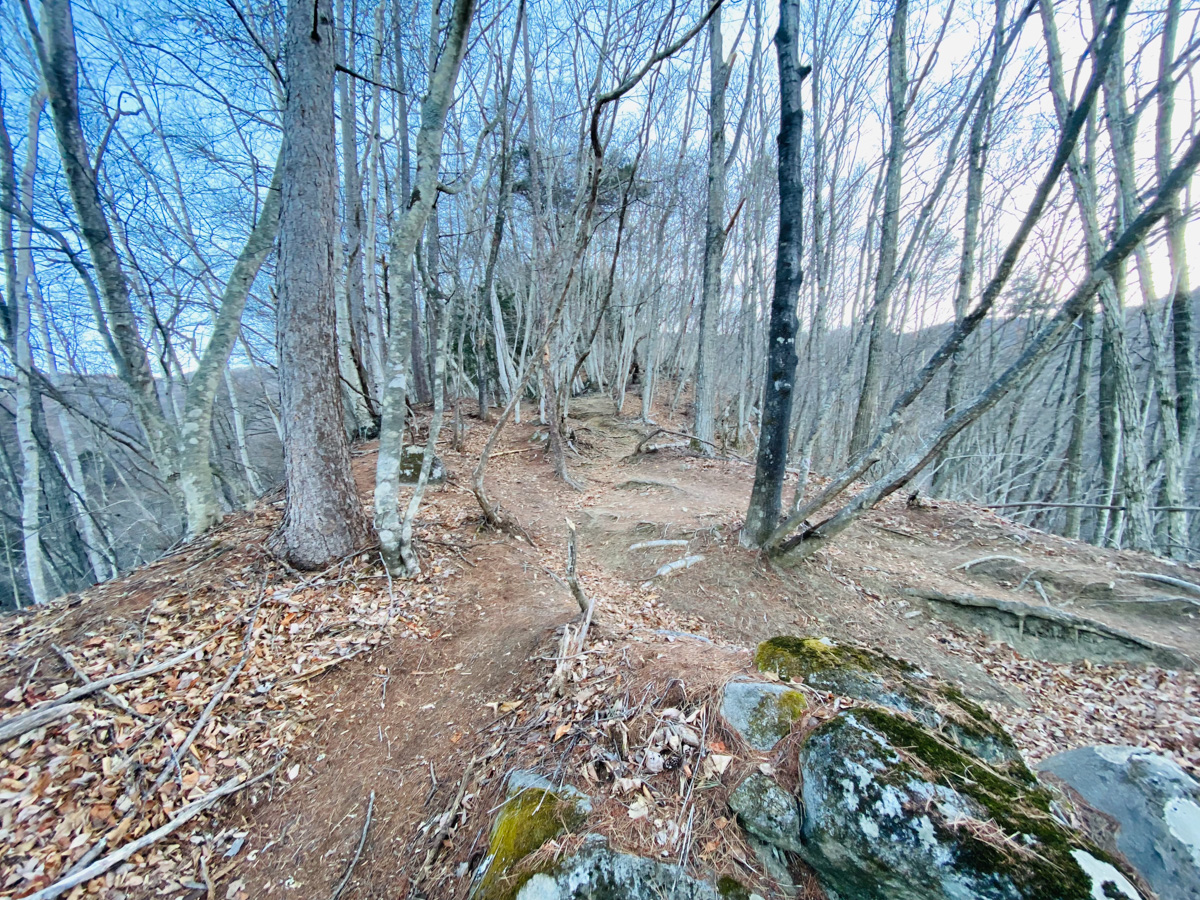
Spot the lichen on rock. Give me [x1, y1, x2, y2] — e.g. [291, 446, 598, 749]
[471, 771, 592, 900]
[727, 773, 804, 854]
[721, 681, 808, 751]
[796, 708, 1144, 900]
[513, 843, 721, 899]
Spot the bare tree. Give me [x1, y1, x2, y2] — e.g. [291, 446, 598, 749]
[375, 0, 476, 576]
[743, 0, 807, 548]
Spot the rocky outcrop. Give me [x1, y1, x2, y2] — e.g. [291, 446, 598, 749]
[903, 588, 1194, 669]
[1039, 745, 1200, 900]
[796, 708, 1142, 900]
[754, 636, 1021, 767]
[723, 636, 1148, 900]
[720, 681, 807, 751]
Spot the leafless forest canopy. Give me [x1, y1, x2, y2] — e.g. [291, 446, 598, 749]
[0, 0, 1197, 608]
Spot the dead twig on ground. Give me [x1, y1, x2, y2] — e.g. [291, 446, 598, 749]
[0, 638, 212, 744]
[953, 555, 1027, 572]
[1124, 571, 1200, 597]
[51, 644, 143, 719]
[329, 790, 375, 900]
[153, 596, 264, 791]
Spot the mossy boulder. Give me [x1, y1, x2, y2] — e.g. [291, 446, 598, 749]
[755, 636, 1020, 768]
[720, 681, 808, 751]
[514, 843, 720, 899]
[398, 445, 446, 485]
[471, 771, 592, 900]
[796, 708, 1144, 900]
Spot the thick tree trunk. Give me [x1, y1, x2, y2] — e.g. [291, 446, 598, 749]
[743, 0, 807, 548]
[275, 0, 371, 569]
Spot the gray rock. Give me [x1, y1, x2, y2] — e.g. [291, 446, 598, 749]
[514, 843, 720, 899]
[1038, 745, 1200, 900]
[728, 773, 804, 855]
[797, 708, 1143, 900]
[398, 445, 446, 484]
[720, 681, 807, 751]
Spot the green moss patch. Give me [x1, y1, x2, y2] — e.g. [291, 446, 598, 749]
[721, 682, 808, 750]
[716, 875, 752, 900]
[472, 784, 590, 900]
[754, 636, 915, 682]
[756, 636, 1022, 767]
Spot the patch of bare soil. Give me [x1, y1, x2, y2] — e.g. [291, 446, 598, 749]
[3, 390, 1198, 900]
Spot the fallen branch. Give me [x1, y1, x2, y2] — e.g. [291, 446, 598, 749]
[152, 599, 263, 791]
[282, 647, 370, 685]
[329, 790, 374, 900]
[549, 626, 574, 698]
[632, 427, 748, 462]
[26, 767, 278, 900]
[51, 644, 142, 719]
[576, 592, 598, 656]
[651, 555, 705, 580]
[629, 539, 689, 551]
[418, 758, 475, 878]
[953, 555, 1027, 571]
[0, 702, 81, 744]
[1, 641, 205, 744]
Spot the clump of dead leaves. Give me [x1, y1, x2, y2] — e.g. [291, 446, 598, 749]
[0, 512, 460, 900]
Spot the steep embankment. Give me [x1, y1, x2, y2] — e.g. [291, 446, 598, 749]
[2, 395, 1197, 899]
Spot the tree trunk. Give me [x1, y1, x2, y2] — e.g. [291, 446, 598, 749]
[933, 0, 1006, 493]
[177, 159, 283, 537]
[30, 0, 180, 490]
[374, 0, 475, 574]
[743, 0, 807, 548]
[275, 0, 371, 569]
[848, 0, 907, 458]
[692, 8, 727, 455]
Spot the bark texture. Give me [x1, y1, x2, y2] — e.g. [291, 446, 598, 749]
[743, 0, 806, 548]
[276, 0, 371, 569]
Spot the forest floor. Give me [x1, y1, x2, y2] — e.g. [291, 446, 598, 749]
[2, 390, 1199, 900]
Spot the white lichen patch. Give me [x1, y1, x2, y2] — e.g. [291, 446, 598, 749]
[1069, 849, 1141, 900]
[1164, 796, 1200, 868]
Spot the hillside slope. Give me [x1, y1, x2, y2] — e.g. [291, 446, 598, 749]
[2, 395, 1197, 899]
